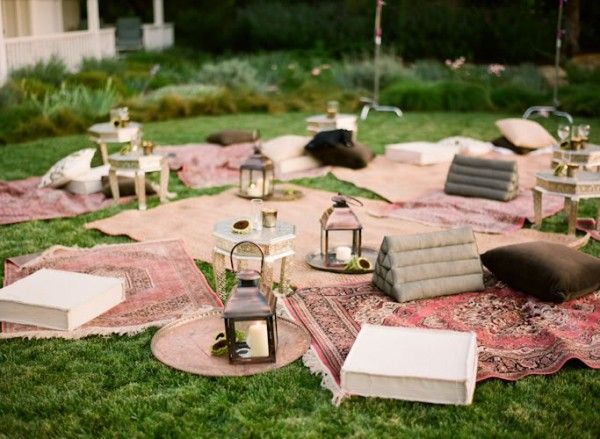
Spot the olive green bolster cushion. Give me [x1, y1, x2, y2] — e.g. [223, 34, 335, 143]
[373, 227, 485, 303]
[444, 154, 519, 202]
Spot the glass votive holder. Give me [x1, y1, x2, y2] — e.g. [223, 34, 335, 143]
[250, 199, 263, 231]
[261, 208, 277, 228]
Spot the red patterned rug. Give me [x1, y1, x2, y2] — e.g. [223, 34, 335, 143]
[1, 240, 222, 339]
[284, 281, 600, 390]
[374, 189, 565, 234]
[0, 177, 118, 225]
[577, 218, 600, 242]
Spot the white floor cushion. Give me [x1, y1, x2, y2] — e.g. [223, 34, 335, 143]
[385, 142, 459, 165]
[65, 165, 110, 195]
[341, 324, 477, 405]
[274, 155, 322, 177]
[262, 135, 311, 162]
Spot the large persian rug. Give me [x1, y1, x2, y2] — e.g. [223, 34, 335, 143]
[0, 177, 117, 225]
[373, 189, 564, 234]
[577, 218, 600, 242]
[332, 151, 553, 203]
[284, 281, 600, 398]
[1, 240, 222, 339]
[86, 186, 588, 288]
[156, 143, 329, 189]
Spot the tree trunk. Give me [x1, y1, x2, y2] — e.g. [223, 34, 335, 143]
[565, 0, 580, 56]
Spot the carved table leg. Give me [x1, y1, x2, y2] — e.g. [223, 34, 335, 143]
[279, 256, 292, 297]
[159, 159, 169, 203]
[567, 197, 578, 235]
[98, 142, 108, 165]
[261, 262, 275, 310]
[135, 170, 147, 210]
[212, 251, 227, 302]
[108, 167, 120, 204]
[532, 188, 542, 230]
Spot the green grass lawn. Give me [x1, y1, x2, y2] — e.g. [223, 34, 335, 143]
[1, 112, 599, 438]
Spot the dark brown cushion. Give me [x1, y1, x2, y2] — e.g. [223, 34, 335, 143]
[101, 176, 156, 197]
[305, 129, 374, 169]
[481, 242, 600, 302]
[206, 130, 256, 146]
[491, 136, 531, 155]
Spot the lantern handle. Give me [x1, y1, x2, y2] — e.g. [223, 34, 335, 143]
[334, 193, 363, 207]
[229, 241, 264, 273]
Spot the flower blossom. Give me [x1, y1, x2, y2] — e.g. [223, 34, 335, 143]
[445, 56, 466, 71]
[488, 64, 505, 76]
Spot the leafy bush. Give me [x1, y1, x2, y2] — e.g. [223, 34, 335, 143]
[29, 82, 116, 119]
[147, 84, 221, 101]
[411, 60, 452, 82]
[79, 57, 126, 75]
[196, 59, 261, 90]
[10, 56, 68, 86]
[560, 84, 600, 117]
[332, 54, 414, 92]
[490, 84, 548, 113]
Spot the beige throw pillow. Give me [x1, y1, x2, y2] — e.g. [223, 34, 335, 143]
[261, 135, 311, 163]
[38, 148, 96, 188]
[495, 118, 557, 149]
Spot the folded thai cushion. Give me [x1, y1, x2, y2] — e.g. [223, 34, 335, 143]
[481, 241, 600, 302]
[373, 227, 484, 303]
[444, 154, 519, 201]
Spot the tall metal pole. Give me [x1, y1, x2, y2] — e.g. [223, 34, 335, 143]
[373, 0, 384, 104]
[553, 0, 565, 107]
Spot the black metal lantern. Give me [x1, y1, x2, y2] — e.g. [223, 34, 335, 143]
[238, 134, 274, 199]
[223, 241, 277, 364]
[320, 194, 363, 266]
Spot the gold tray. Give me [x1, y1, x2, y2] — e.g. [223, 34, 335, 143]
[305, 248, 378, 274]
[151, 309, 310, 377]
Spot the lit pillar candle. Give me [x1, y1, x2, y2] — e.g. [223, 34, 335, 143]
[336, 246, 352, 262]
[246, 178, 264, 197]
[246, 321, 269, 357]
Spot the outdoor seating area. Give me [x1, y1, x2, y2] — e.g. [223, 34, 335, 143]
[1, 0, 599, 437]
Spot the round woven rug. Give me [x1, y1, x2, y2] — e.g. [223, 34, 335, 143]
[151, 309, 310, 376]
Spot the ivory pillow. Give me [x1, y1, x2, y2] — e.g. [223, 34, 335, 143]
[261, 135, 311, 162]
[38, 148, 96, 189]
[495, 118, 557, 149]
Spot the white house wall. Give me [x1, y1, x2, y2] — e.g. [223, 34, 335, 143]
[29, 0, 63, 35]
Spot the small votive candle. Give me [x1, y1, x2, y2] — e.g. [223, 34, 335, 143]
[262, 208, 277, 228]
[335, 246, 352, 262]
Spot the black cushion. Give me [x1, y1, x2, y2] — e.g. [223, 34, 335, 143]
[491, 136, 531, 155]
[305, 129, 374, 169]
[481, 241, 600, 302]
[206, 130, 256, 146]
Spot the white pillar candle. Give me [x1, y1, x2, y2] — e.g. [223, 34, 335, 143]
[246, 321, 269, 357]
[246, 178, 264, 197]
[336, 246, 352, 262]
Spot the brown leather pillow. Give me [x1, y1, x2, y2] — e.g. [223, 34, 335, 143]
[305, 130, 374, 169]
[481, 242, 600, 302]
[206, 130, 256, 146]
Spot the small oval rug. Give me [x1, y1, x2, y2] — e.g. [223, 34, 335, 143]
[151, 309, 310, 376]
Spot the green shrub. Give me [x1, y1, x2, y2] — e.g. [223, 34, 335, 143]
[0, 103, 41, 144]
[79, 57, 126, 75]
[196, 58, 260, 90]
[490, 84, 548, 113]
[560, 84, 600, 117]
[147, 84, 221, 101]
[380, 80, 444, 111]
[30, 82, 117, 119]
[564, 63, 600, 85]
[411, 60, 452, 82]
[332, 54, 414, 92]
[10, 56, 68, 86]
[439, 81, 492, 111]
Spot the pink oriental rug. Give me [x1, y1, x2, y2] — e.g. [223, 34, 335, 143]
[373, 189, 565, 234]
[284, 281, 600, 392]
[1, 240, 222, 339]
[0, 177, 117, 225]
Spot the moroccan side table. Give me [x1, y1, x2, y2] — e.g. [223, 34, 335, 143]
[306, 114, 358, 140]
[89, 122, 142, 164]
[108, 152, 169, 211]
[551, 144, 600, 173]
[532, 171, 600, 235]
[212, 219, 296, 308]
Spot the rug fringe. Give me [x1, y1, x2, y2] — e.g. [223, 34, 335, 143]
[278, 299, 347, 406]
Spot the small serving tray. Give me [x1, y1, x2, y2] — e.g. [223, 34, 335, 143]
[305, 248, 378, 274]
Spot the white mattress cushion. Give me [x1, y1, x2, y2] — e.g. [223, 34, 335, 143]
[274, 154, 322, 177]
[262, 135, 311, 162]
[385, 142, 459, 165]
[341, 324, 477, 405]
[65, 165, 110, 195]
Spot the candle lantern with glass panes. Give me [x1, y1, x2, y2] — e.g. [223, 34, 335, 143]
[223, 241, 277, 364]
[320, 193, 363, 267]
[238, 133, 274, 199]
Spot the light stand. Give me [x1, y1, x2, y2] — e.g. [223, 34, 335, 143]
[360, 0, 402, 120]
[523, 0, 573, 123]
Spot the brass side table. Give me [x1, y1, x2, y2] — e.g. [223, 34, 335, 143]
[89, 122, 142, 164]
[108, 152, 169, 211]
[212, 219, 296, 307]
[532, 171, 600, 235]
